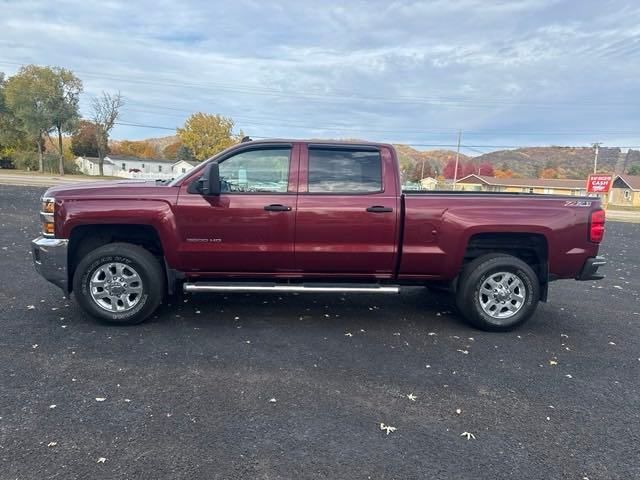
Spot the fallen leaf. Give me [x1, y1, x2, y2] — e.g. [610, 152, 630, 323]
[269, 398, 276, 403]
[95, 397, 106, 402]
[407, 393, 417, 401]
[97, 457, 106, 464]
[380, 423, 396, 435]
[47, 442, 57, 447]
[456, 349, 469, 355]
[344, 333, 353, 337]
[49, 404, 56, 409]
[27, 305, 35, 310]
[455, 408, 462, 415]
[460, 431, 476, 440]
[549, 360, 558, 366]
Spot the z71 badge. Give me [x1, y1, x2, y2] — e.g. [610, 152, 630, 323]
[564, 200, 592, 207]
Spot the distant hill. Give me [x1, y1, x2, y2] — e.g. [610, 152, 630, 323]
[473, 146, 623, 179]
[118, 135, 640, 179]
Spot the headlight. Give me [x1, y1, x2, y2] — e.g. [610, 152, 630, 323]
[40, 196, 55, 237]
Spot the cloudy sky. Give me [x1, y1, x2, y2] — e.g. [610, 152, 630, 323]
[1, 0, 640, 154]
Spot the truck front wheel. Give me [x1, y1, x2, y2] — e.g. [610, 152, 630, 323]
[456, 253, 540, 331]
[72, 243, 164, 325]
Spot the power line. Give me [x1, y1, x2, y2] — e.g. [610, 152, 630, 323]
[2, 58, 639, 110]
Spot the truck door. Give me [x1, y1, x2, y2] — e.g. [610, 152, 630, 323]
[175, 144, 299, 274]
[294, 144, 400, 278]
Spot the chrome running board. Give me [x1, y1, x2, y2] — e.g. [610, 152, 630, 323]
[183, 282, 400, 294]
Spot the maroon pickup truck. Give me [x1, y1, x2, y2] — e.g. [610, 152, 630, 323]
[32, 139, 606, 331]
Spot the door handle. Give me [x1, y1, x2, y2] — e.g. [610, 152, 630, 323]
[264, 204, 292, 212]
[366, 206, 393, 213]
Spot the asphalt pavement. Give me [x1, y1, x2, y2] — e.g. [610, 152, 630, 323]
[0, 185, 638, 479]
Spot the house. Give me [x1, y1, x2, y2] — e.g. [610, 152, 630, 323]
[456, 175, 588, 196]
[419, 177, 439, 190]
[172, 159, 199, 175]
[609, 175, 640, 207]
[75, 155, 198, 179]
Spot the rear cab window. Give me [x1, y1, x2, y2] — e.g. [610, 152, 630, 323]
[308, 147, 382, 193]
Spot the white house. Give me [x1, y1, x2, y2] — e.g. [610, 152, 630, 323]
[75, 155, 198, 179]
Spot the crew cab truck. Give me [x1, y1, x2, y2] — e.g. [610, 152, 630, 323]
[32, 140, 606, 331]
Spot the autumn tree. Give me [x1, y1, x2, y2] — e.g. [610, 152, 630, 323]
[71, 120, 101, 157]
[540, 167, 559, 179]
[162, 141, 181, 160]
[111, 140, 157, 159]
[4, 65, 59, 172]
[91, 91, 123, 176]
[177, 113, 241, 160]
[47, 68, 82, 175]
[478, 162, 494, 176]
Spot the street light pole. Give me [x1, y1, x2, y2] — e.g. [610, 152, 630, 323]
[453, 130, 462, 190]
[592, 142, 602, 174]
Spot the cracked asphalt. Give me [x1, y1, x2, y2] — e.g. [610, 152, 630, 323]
[0, 184, 638, 479]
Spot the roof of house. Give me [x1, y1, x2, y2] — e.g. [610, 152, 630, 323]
[457, 174, 587, 189]
[614, 175, 640, 190]
[106, 155, 174, 164]
[172, 159, 200, 167]
[77, 156, 115, 165]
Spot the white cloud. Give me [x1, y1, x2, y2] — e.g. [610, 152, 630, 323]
[0, 0, 639, 148]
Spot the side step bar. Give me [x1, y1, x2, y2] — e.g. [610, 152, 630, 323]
[183, 282, 400, 294]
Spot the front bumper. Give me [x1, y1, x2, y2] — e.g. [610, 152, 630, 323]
[576, 256, 606, 281]
[32, 236, 69, 292]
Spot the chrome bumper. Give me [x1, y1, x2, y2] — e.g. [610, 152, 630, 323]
[32, 236, 69, 292]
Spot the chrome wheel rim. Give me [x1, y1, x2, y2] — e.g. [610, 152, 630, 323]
[478, 271, 526, 320]
[89, 262, 143, 312]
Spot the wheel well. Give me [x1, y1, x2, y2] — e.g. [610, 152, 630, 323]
[68, 224, 164, 293]
[462, 232, 549, 299]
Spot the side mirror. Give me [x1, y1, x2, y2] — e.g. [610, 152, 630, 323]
[199, 162, 220, 195]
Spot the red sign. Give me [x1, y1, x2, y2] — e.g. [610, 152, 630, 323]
[586, 174, 613, 193]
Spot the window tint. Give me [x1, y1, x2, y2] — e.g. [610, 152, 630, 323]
[219, 148, 290, 193]
[308, 148, 382, 193]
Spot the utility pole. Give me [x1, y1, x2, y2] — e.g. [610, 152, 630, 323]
[592, 142, 602, 174]
[452, 130, 462, 189]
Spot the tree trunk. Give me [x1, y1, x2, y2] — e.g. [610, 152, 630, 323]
[57, 126, 65, 175]
[99, 156, 104, 176]
[37, 136, 44, 173]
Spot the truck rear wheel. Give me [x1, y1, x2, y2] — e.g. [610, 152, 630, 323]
[456, 253, 540, 331]
[73, 243, 164, 325]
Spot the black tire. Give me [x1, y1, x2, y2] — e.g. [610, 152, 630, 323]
[456, 253, 540, 331]
[72, 242, 164, 325]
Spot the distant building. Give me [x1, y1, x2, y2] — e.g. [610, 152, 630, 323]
[456, 175, 587, 196]
[609, 175, 640, 207]
[419, 177, 439, 190]
[75, 155, 198, 179]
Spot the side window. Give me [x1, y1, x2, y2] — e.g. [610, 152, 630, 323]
[308, 148, 382, 193]
[219, 148, 290, 193]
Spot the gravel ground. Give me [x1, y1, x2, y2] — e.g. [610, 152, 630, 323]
[0, 185, 638, 480]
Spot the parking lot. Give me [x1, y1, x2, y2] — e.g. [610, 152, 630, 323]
[0, 184, 638, 479]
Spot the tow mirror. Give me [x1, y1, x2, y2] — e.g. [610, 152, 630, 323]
[199, 162, 220, 196]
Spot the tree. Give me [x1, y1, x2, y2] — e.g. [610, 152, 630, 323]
[4, 65, 59, 172]
[110, 140, 157, 159]
[71, 120, 101, 157]
[627, 164, 640, 176]
[443, 158, 463, 179]
[540, 167, 559, 179]
[0, 72, 30, 160]
[461, 161, 476, 177]
[48, 68, 82, 175]
[91, 91, 123, 176]
[162, 141, 181, 160]
[177, 113, 240, 160]
[176, 145, 195, 162]
[478, 162, 494, 176]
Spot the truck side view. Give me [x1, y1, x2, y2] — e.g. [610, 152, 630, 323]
[32, 140, 606, 331]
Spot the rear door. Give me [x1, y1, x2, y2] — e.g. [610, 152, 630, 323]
[175, 144, 299, 274]
[294, 144, 399, 278]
